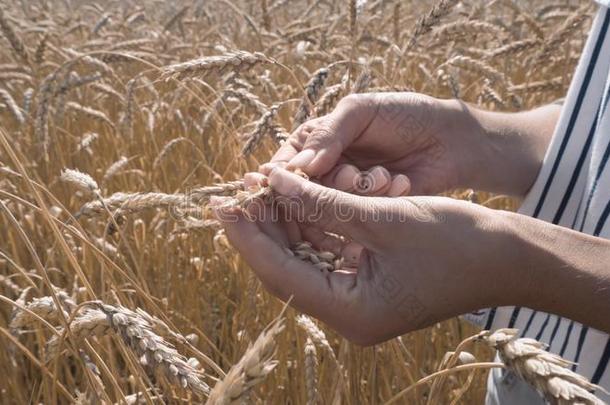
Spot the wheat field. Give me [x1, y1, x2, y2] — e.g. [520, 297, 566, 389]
[0, 0, 595, 403]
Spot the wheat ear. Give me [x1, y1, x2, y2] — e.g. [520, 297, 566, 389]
[482, 329, 606, 405]
[0, 8, 30, 64]
[304, 337, 319, 405]
[160, 50, 273, 81]
[206, 317, 285, 404]
[97, 303, 210, 397]
[292, 67, 329, 129]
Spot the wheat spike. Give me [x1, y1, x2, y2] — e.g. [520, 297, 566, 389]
[225, 87, 268, 114]
[45, 308, 111, 360]
[487, 38, 541, 59]
[304, 337, 319, 405]
[34, 33, 50, 65]
[296, 315, 338, 364]
[433, 20, 506, 42]
[22, 87, 33, 118]
[160, 51, 272, 81]
[533, 5, 591, 70]
[0, 8, 29, 64]
[10, 292, 75, 331]
[102, 156, 129, 183]
[444, 55, 507, 86]
[293, 67, 329, 129]
[76, 132, 99, 155]
[242, 104, 280, 155]
[153, 138, 193, 169]
[61, 168, 101, 197]
[77, 192, 190, 217]
[206, 318, 285, 404]
[405, 0, 460, 51]
[482, 329, 606, 405]
[66, 102, 115, 129]
[96, 303, 210, 397]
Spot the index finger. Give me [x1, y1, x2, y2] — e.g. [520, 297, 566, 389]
[259, 120, 312, 175]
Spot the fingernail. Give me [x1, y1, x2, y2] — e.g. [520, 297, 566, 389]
[269, 167, 303, 197]
[333, 165, 360, 191]
[368, 166, 391, 193]
[244, 172, 268, 189]
[388, 175, 411, 197]
[287, 149, 315, 169]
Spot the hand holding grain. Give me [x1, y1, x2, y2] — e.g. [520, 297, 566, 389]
[214, 168, 507, 345]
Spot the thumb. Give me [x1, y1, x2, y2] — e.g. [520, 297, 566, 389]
[269, 167, 374, 243]
[286, 95, 376, 177]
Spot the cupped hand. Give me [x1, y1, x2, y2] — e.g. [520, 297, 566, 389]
[258, 92, 482, 196]
[213, 168, 507, 345]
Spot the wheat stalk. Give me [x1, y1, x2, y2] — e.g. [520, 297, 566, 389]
[508, 77, 564, 94]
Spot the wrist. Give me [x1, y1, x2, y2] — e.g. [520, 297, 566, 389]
[456, 204, 531, 309]
[439, 100, 560, 196]
[483, 209, 610, 332]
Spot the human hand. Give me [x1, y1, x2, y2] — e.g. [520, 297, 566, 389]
[257, 93, 560, 197]
[213, 168, 509, 345]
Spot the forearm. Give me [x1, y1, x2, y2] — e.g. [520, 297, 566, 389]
[445, 101, 561, 196]
[485, 208, 610, 333]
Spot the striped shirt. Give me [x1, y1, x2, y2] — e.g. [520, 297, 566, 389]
[467, 3, 610, 401]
